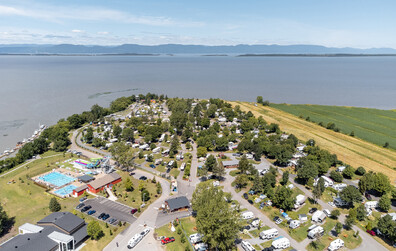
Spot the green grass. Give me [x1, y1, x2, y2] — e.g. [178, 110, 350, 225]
[155, 218, 195, 251]
[0, 152, 125, 249]
[272, 103, 396, 150]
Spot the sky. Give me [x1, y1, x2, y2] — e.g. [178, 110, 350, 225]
[0, 0, 395, 48]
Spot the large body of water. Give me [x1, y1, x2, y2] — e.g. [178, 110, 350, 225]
[1, 55, 396, 153]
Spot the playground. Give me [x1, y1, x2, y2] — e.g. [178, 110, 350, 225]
[73, 157, 114, 173]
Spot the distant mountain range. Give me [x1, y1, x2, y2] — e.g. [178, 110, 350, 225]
[1, 44, 396, 55]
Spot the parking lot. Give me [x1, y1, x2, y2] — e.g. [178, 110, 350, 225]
[78, 197, 137, 224]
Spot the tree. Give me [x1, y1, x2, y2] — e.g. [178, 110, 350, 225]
[330, 171, 343, 183]
[192, 183, 240, 250]
[272, 186, 295, 211]
[297, 160, 318, 184]
[212, 162, 225, 178]
[335, 222, 343, 236]
[85, 127, 94, 143]
[109, 142, 134, 169]
[318, 177, 326, 194]
[170, 135, 180, 155]
[122, 127, 134, 142]
[141, 189, 150, 202]
[113, 125, 122, 139]
[234, 174, 249, 188]
[204, 155, 217, 172]
[355, 166, 366, 176]
[197, 146, 207, 158]
[124, 177, 134, 192]
[87, 221, 104, 240]
[343, 166, 355, 179]
[377, 214, 396, 243]
[312, 184, 322, 203]
[281, 171, 289, 186]
[0, 205, 9, 235]
[356, 204, 366, 221]
[138, 180, 146, 191]
[378, 196, 391, 212]
[330, 210, 341, 220]
[238, 155, 251, 175]
[340, 186, 362, 205]
[256, 96, 263, 104]
[374, 172, 391, 196]
[49, 197, 61, 212]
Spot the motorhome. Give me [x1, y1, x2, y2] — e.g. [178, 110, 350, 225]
[259, 228, 278, 240]
[241, 211, 254, 220]
[241, 240, 256, 251]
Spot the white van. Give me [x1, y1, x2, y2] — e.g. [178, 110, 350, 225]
[260, 228, 278, 240]
[241, 240, 256, 251]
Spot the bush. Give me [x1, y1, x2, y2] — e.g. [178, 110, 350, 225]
[330, 171, 343, 183]
[331, 209, 341, 219]
[49, 197, 61, 212]
[355, 166, 366, 176]
[87, 221, 104, 240]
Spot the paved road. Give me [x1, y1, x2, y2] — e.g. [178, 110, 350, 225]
[222, 169, 309, 251]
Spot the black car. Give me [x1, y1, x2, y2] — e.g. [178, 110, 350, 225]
[98, 213, 106, 219]
[102, 214, 110, 220]
[81, 205, 92, 213]
[248, 199, 254, 205]
[243, 193, 248, 200]
[76, 203, 85, 209]
[309, 207, 318, 214]
[166, 168, 171, 173]
[139, 176, 147, 180]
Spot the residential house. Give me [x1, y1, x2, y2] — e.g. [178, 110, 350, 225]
[165, 196, 190, 212]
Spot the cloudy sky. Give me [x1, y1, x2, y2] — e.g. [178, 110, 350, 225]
[0, 0, 395, 48]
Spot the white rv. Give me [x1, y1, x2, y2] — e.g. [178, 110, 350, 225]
[241, 211, 254, 220]
[241, 240, 256, 251]
[180, 163, 186, 171]
[308, 226, 324, 239]
[259, 228, 278, 240]
[328, 239, 344, 251]
[272, 237, 290, 249]
[152, 147, 161, 153]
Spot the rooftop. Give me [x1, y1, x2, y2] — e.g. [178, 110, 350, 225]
[88, 172, 121, 190]
[166, 196, 190, 211]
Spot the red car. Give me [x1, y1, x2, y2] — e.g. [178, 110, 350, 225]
[131, 208, 137, 214]
[366, 229, 376, 236]
[161, 237, 175, 245]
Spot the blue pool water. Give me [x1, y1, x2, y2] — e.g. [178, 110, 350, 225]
[54, 185, 77, 196]
[38, 172, 75, 187]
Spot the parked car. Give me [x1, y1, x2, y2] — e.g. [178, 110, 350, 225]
[150, 164, 156, 168]
[131, 208, 138, 214]
[243, 193, 249, 200]
[87, 210, 96, 215]
[259, 202, 265, 209]
[366, 229, 376, 236]
[102, 214, 110, 220]
[79, 196, 87, 202]
[273, 216, 283, 224]
[139, 176, 148, 180]
[161, 237, 175, 245]
[76, 203, 85, 209]
[108, 218, 117, 224]
[309, 208, 318, 214]
[98, 213, 105, 219]
[81, 205, 92, 212]
[166, 168, 171, 173]
[248, 199, 254, 205]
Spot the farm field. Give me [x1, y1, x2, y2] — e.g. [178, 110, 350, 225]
[271, 103, 396, 150]
[229, 101, 396, 183]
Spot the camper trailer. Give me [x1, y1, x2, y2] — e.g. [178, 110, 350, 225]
[259, 228, 278, 240]
[328, 239, 344, 251]
[241, 240, 256, 251]
[272, 237, 290, 249]
[308, 226, 324, 239]
[241, 211, 254, 220]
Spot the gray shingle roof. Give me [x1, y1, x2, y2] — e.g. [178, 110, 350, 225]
[166, 196, 190, 211]
[37, 212, 85, 234]
[77, 174, 95, 183]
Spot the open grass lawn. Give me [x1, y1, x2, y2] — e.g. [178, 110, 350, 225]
[155, 218, 195, 251]
[272, 103, 396, 150]
[230, 101, 396, 183]
[114, 171, 160, 214]
[0, 152, 124, 249]
[229, 170, 240, 177]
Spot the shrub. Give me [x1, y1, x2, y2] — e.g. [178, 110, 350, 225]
[355, 166, 366, 176]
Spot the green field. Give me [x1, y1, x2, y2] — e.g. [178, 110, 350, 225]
[272, 104, 396, 150]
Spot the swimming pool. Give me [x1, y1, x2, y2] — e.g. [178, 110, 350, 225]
[38, 172, 75, 187]
[54, 184, 77, 196]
